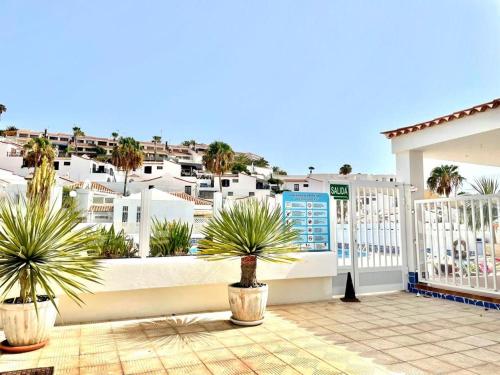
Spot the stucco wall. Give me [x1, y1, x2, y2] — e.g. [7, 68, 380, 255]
[48, 252, 337, 323]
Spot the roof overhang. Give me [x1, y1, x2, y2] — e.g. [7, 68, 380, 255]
[384, 99, 500, 167]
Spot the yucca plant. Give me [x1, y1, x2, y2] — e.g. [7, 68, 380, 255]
[93, 225, 138, 259]
[0, 198, 102, 311]
[197, 200, 300, 288]
[150, 219, 193, 257]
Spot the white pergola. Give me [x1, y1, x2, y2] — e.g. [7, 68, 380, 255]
[383, 98, 500, 199]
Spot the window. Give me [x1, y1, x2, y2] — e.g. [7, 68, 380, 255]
[93, 197, 104, 204]
[53, 161, 59, 171]
[157, 166, 163, 170]
[249, 192, 255, 197]
[136, 207, 141, 223]
[303, 184, 309, 188]
[228, 192, 234, 196]
[232, 179, 239, 183]
[104, 197, 113, 204]
[294, 184, 300, 191]
[199, 191, 214, 199]
[185, 186, 192, 195]
[63, 161, 71, 166]
[144, 166, 152, 174]
[221, 179, 230, 187]
[122, 206, 128, 223]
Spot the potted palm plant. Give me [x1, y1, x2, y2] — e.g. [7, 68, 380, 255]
[0, 198, 101, 351]
[197, 200, 299, 326]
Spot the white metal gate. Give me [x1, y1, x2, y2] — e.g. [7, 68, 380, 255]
[331, 180, 409, 294]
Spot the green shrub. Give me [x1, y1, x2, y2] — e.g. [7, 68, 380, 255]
[150, 219, 192, 257]
[93, 225, 137, 258]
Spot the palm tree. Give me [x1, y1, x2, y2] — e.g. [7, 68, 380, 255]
[72, 126, 85, 154]
[111, 137, 144, 195]
[0, 104, 7, 119]
[272, 166, 287, 176]
[339, 164, 352, 175]
[152, 135, 162, 161]
[182, 139, 196, 149]
[254, 158, 269, 168]
[461, 177, 500, 248]
[111, 132, 119, 141]
[23, 137, 56, 170]
[203, 141, 234, 192]
[427, 165, 464, 197]
[470, 177, 500, 196]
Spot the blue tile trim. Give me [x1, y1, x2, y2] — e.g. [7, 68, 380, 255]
[407, 274, 500, 311]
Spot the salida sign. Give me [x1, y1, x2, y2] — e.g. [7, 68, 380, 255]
[329, 183, 349, 200]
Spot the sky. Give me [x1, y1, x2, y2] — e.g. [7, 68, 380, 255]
[1, 0, 499, 178]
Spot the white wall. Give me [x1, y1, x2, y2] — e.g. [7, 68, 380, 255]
[214, 173, 270, 199]
[113, 194, 194, 233]
[55, 252, 337, 323]
[282, 178, 324, 193]
[0, 143, 25, 175]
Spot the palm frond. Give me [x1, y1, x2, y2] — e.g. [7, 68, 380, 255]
[0, 199, 102, 312]
[197, 199, 300, 263]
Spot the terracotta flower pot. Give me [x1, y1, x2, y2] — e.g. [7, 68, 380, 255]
[0, 298, 58, 347]
[228, 284, 268, 326]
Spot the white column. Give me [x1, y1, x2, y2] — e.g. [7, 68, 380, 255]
[138, 188, 152, 258]
[396, 150, 424, 275]
[213, 192, 223, 218]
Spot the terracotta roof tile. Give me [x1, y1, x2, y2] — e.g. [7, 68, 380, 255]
[68, 181, 120, 195]
[382, 98, 500, 139]
[89, 204, 114, 212]
[169, 192, 212, 206]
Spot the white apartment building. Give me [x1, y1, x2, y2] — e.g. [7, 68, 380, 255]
[102, 174, 197, 197]
[279, 173, 397, 193]
[201, 173, 271, 200]
[113, 188, 194, 234]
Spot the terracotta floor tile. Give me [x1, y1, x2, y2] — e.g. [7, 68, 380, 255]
[409, 356, 460, 374]
[166, 364, 212, 374]
[204, 358, 253, 375]
[436, 352, 486, 369]
[79, 363, 124, 375]
[241, 353, 287, 370]
[160, 351, 201, 368]
[80, 351, 120, 367]
[386, 334, 424, 346]
[255, 365, 301, 374]
[408, 343, 453, 356]
[197, 348, 237, 363]
[457, 335, 497, 348]
[383, 346, 429, 361]
[361, 338, 402, 350]
[229, 343, 270, 358]
[121, 357, 165, 374]
[468, 362, 500, 375]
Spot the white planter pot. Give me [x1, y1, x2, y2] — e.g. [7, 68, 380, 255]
[228, 284, 268, 326]
[0, 298, 58, 347]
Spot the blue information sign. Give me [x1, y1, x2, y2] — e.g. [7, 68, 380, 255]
[282, 191, 330, 251]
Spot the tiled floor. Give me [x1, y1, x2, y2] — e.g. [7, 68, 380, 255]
[1, 292, 500, 374]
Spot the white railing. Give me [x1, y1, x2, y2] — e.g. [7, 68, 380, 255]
[415, 194, 500, 294]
